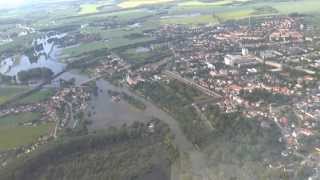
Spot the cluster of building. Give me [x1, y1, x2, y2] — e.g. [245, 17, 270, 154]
[144, 15, 320, 177]
[91, 53, 131, 77]
[46, 86, 90, 129]
[0, 104, 41, 118]
[0, 85, 91, 165]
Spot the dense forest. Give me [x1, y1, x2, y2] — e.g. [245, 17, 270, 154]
[0, 120, 178, 180]
[17, 67, 54, 82]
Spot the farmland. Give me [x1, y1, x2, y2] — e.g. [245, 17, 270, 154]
[165, 0, 320, 25]
[0, 112, 53, 150]
[16, 89, 55, 105]
[79, 4, 100, 15]
[161, 15, 218, 25]
[118, 0, 175, 8]
[177, 0, 252, 8]
[62, 41, 107, 57]
[0, 87, 29, 105]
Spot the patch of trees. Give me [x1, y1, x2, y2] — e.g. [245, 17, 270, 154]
[17, 67, 54, 82]
[202, 104, 286, 179]
[135, 80, 211, 146]
[0, 74, 14, 84]
[135, 80, 285, 178]
[121, 92, 146, 110]
[0, 120, 178, 180]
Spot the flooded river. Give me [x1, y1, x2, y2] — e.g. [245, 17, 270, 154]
[0, 39, 210, 179]
[57, 72, 195, 153]
[0, 34, 66, 77]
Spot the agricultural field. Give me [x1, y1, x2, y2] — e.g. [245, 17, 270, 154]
[274, 0, 320, 14]
[216, 9, 254, 21]
[79, 4, 100, 15]
[16, 89, 55, 105]
[161, 15, 218, 25]
[0, 87, 29, 105]
[118, 0, 175, 8]
[177, 0, 251, 8]
[80, 26, 155, 49]
[0, 112, 53, 150]
[102, 9, 154, 21]
[62, 41, 107, 57]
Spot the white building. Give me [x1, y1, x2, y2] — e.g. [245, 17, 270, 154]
[224, 54, 258, 68]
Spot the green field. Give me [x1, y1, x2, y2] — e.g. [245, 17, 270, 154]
[80, 26, 155, 49]
[118, 0, 174, 8]
[217, 9, 254, 21]
[0, 112, 40, 126]
[167, 0, 320, 25]
[274, 0, 320, 14]
[178, 0, 251, 8]
[0, 112, 53, 150]
[16, 89, 55, 105]
[161, 15, 218, 25]
[62, 41, 107, 57]
[79, 4, 100, 15]
[0, 87, 29, 105]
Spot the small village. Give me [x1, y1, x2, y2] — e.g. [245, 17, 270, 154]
[0, 84, 91, 163]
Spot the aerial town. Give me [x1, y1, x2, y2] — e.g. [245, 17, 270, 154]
[81, 15, 320, 178]
[0, 0, 320, 180]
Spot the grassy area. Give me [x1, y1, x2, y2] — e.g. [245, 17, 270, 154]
[161, 15, 218, 25]
[0, 112, 53, 150]
[103, 9, 153, 21]
[16, 89, 55, 105]
[217, 9, 254, 21]
[62, 41, 107, 57]
[177, 0, 251, 8]
[274, 0, 320, 14]
[80, 26, 155, 49]
[79, 4, 100, 15]
[0, 124, 53, 150]
[118, 0, 174, 8]
[0, 112, 40, 126]
[0, 87, 29, 105]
